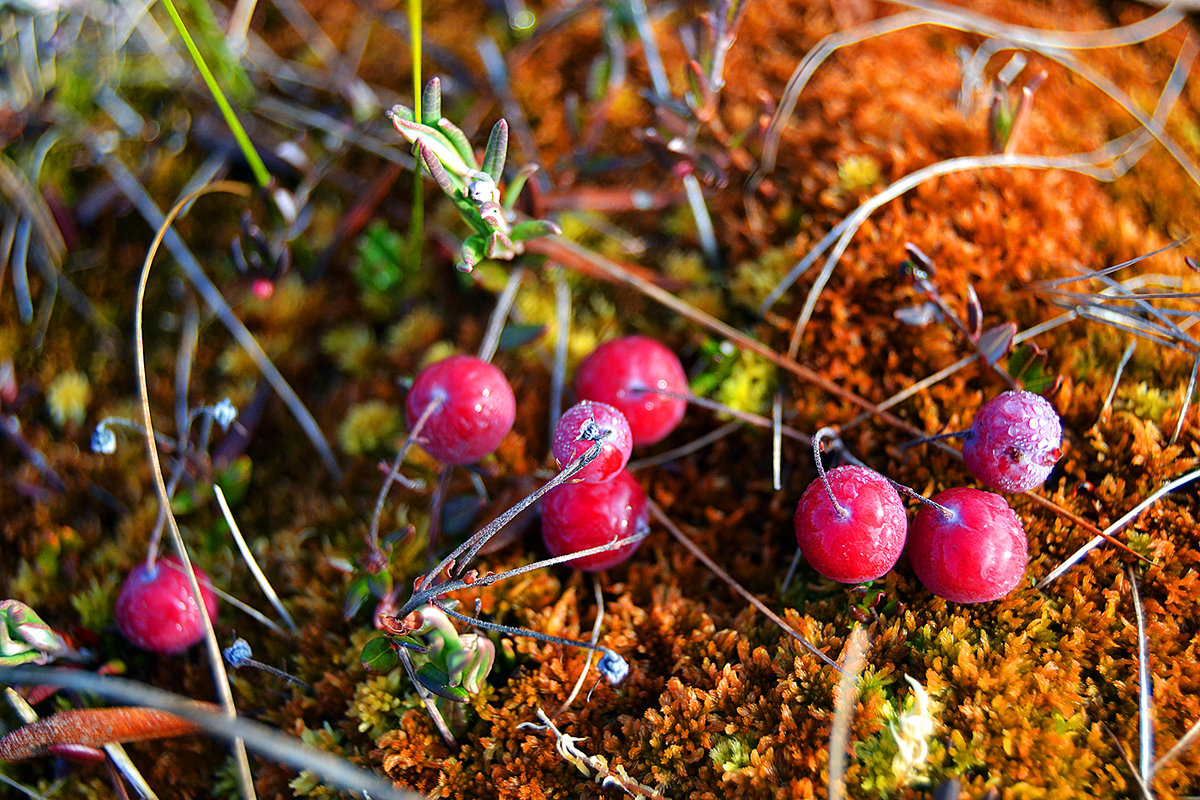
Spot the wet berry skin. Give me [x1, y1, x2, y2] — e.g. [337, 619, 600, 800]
[552, 401, 633, 483]
[908, 488, 1028, 603]
[116, 556, 220, 654]
[541, 469, 649, 571]
[793, 465, 908, 583]
[962, 390, 1062, 493]
[574, 336, 687, 446]
[406, 354, 516, 465]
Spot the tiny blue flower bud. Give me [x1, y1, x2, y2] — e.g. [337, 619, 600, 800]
[212, 398, 238, 432]
[223, 637, 254, 668]
[597, 649, 629, 685]
[91, 425, 116, 455]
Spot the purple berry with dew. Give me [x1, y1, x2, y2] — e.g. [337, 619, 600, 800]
[963, 390, 1062, 493]
[574, 335, 688, 446]
[541, 469, 649, 571]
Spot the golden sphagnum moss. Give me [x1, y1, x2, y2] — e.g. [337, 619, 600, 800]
[4, 0, 1200, 798]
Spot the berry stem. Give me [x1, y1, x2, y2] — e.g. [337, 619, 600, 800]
[399, 438, 609, 619]
[824, 432, 956, 521]
[365, 395, 444, 570]
[433, 601, 629, 685]
[812, 427, 850, 519]
[902, 429, 970, 449]
[223, 638, 313, 692]
[887, 479, 956, 521]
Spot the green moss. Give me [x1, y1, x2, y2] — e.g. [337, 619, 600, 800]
[350, 667, 408, 739]
[710, 734, 754, 772]
[321, 325, 376, 376]
[337, 401, 402, 455]
[69, 572, 119, 632]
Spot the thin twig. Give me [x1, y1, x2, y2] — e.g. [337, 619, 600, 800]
[647, 499, 843, 674]
[1039, 467, 1200, 587]
[1127, 565, 1155, 799]
[0, 666, 417, 800]
[132, 181, 257, 800]
[215, 485, 298, 634]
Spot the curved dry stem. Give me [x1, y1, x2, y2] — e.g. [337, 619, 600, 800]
[133, 180, 256, 800]
[551, 576, 606, 719]
[0, 666, 417, 800]
[97, 149, 341, 480]
[757, 3, 1185, 180]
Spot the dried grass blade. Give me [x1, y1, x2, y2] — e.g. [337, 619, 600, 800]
[1038, 467, 1200, 586]
[96, 151, 341, 479]
[827, 626, 870, 800]
[648, 499, 843, 674]
[1126, 565, 1155, 798]
[214, 485, 298, 634]
[0, 666, 418, 800]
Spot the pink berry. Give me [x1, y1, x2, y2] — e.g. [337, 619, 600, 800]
[552, 401, 633, 483]
[541, 469, 649, 571]
[574, 336, 687, 446]
[907, 488, 1027, 603]
[406, 354, 516, 465]
[116, 556, 219, 654]
[793, 465, 908, 584]
[962, 390, 1062, 493]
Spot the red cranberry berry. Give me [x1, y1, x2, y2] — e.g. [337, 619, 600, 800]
[405, 354, 516, 465]
[115, 556, 220, 654]
[907, 487, 1028, 603]
[962, 390, 1062, 493]
[552, 401, 633, 483]
[541, 469, 649, 571]
[794, 465, 908, 583]
[574, 336, 687, 446]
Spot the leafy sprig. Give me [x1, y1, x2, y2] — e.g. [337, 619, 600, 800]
[388, 77, 560, 272]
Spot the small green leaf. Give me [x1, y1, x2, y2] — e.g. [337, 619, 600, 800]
[367, 569, 393, 599]
[361, 637, 399, 673]
[485, 231, 516, 261]
[459, 235, 485, 272]
[502, 164, 539, 211]
[510, 219, 561, 244]
[420, 77, 442, 125]
[394, 635, 428, 654]
[435, 118, 477, 170]
[978, 323, 1017, 366]
[0, 600, 68, 665]
[481, 119, 509, 183]
[419, 143, 459, 196]
[343, 576, 372, 620]
[497, 323, 546, 351]
[387, 104, 415, 124]
[392, 117, 473, 178]
[415, 663, 470, 702]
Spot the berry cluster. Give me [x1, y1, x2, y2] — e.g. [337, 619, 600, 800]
[541, 336, 689, 571]
[795, 391, 1062, 603]
[403, 336, 686, 573]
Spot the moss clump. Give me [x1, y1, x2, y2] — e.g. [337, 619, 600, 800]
[45, 371, 90, 428]
[337, 401, 402, 455]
